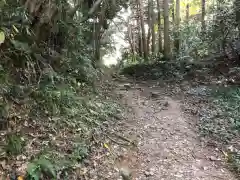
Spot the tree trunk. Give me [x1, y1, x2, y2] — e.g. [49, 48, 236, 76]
[137, 0, 148, 59]
[93, 3, 106, 66]
[93, 22, 101, 66]
[127, 24, 135, 55]
[163, 0, 170, 59]
[147, 28, 151, 53]
[147, 0, 151, 53]
[137, 16, 144, 57]
[172, 3, 175, 23]
[201, 0, 206, 32]
[186, 4, 189, 23]
[235, 0, 240, 37]
[151, 0, 156, 54]
[157, 0, 163, 53]
[138, 34, 144, 57]
[174, 0, 180, 53]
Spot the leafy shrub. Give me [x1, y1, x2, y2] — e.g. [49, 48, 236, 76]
[199, 87, 240, 141]
[26, 156, 56, 180]
[5, 134, 25, 156]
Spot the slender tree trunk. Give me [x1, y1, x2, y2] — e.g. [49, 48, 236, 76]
[186, 4, 189, 23]
[127, 24, 135, 55]
[137, 0, 148, 59]
[137, 17, 144, 57]
[157, 0, 162, 53]
[201, 0, 206, 32]
[132, 26, 136, 56]
[94, 22, 101, 65]
[235, 0, 240, 37]
[151, 0, 156, 54]
[93, 4, 106, 66]
[138, 34, 144, 57]
[172, 3, 175, 23]
[184, 3, 190, 50]
[147, 0, 151, 53]
[174, 0, 180, 53]
[147, 28, 151, 53]
[163, 0, 170, 59]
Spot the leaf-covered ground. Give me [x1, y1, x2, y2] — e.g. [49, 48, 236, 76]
[1, 68, 240, 180]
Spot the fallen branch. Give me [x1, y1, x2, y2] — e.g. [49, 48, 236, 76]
[105, 133, 131, 146]
[110, 132, 133, 144]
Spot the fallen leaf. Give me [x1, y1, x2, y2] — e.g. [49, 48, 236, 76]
[17, 176, 24, 180]
[104, 143, 110, 151]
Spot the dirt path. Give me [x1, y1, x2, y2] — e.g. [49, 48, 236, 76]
[116, 80, 236, 180]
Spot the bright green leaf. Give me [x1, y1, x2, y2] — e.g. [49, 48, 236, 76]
[26, 163, 40, 180]
[38, 157, 56, 178]
[0, 31, 5, 44]
[12, 25, 19, 33]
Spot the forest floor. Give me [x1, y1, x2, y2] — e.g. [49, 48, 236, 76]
[97, 76, 238, 180]
[1, 72, 238, 180]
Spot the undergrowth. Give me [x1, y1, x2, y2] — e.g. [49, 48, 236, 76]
[0, 80, 122, 179]
[120, 59, 213, 81]
[199, 86, 240, 177]
[0, 58, 122, 179]
[0, 1, 126, 178]
[199, 87, 240, 141]
[121, 61, 184, 80]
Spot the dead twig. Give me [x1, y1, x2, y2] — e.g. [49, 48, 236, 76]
[104, 133, 131, 146]
[110, 132, 133, 144]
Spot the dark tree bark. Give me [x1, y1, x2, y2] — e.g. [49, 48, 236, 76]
[201, 0, 206, 32]
[137, 0, 148, 59]
[157, 0, 163, 53]
[174, 0, 180, 53]
[163, 0, 170, 59]
[186, 4, 189, 23]
[151, 0, 156, 54]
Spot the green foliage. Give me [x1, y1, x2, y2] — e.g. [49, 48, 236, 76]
[198, 86, 240, 176]
[0, 0, 121, 127]
[199, 87, 240, 142]
[120, 59, 202, 81]
[70, 143, 89, 162]
[177, 22, 208, 61]
[0, 0, 126, 178]
[228, 151, 240, 177]
[26, 156, 56, 180]
[5, 134, 25, 156]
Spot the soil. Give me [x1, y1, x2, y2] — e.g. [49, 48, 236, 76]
[112, 78, 237, 180]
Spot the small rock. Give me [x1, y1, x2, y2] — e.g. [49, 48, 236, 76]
[0, 159, 6, 169]
[123, 83, 131, 89]
[203, 166, 208, 170]
[150, 92, 159, 98]
[144, 168, 154, 177]
[163, 101, 169, 107]
[209, 156, 221, 161]
[135, 87, 143, 91]
[16, 155, 27, 161]
[119, 167, 132, 180]
[142, 101, 147, 105]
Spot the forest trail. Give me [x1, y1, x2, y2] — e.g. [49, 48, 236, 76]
[115, 79, 236, 180]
